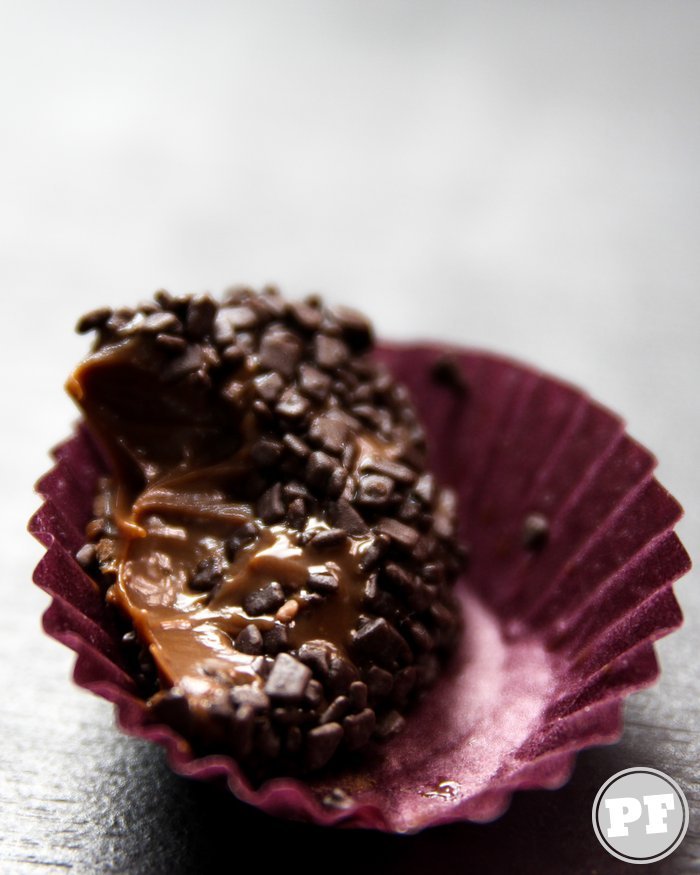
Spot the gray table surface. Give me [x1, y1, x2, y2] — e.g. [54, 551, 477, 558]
[1, 2, 698, 872]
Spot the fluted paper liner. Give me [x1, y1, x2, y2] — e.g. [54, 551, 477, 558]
[29, 342, 691, 833]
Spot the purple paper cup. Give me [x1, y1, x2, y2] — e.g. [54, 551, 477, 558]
[29, 341, 691, 834]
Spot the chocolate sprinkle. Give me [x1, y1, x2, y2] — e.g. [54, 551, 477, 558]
[75, 543, 96, 568]
[189, 557, 224, 592]
[329, 498, 369, 536]
[376, 518, 420, 550]
[314, 334, 349, 369]
[224, 522, 259, 559]
[257, 483, 285, 523]
[262, 623, 290, 654]
[307, 571, 339, 595]
[305, 722, 343, 770]
[235, 624, 264, 655]
[265, 653, 313, 703]
[351, 617, 412, 667]
[254, 372, 285, 403]
[309, 528, 348, 551]
[306, 451, 337, 492]
[243, 582, 286, 616]
[343, 708, 376, 750]
[430, 352, 469, 395]
[76, 307, 112, 334]
[522, 512, 549, 550]
[298, 363, 332, 402]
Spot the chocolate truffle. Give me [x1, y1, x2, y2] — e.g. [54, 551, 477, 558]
[68, 286, 464, 776]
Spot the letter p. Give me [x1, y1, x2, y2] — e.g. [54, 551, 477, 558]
[605, 796, 642, 837]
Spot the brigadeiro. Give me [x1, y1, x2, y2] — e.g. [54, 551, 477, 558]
[30, 285, 690, 832]
[59, 286, 465, 777]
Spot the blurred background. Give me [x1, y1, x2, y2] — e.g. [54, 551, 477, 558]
[1, 1, 698, 872]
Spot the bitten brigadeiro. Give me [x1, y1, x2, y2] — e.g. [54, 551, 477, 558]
[68, 286, 465, 777]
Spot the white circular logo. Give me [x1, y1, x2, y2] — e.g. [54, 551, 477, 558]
[592, 767, 689, 865]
